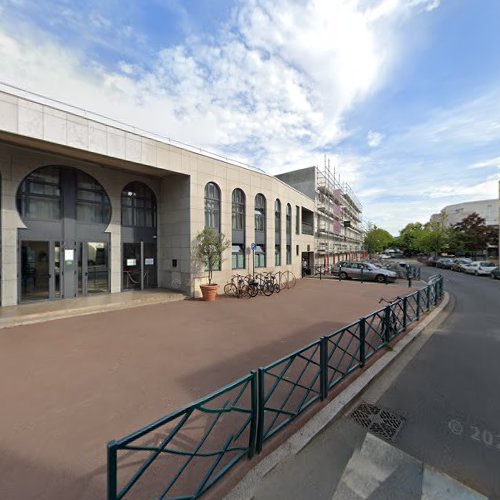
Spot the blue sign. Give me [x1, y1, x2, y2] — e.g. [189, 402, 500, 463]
[251, 242, 257, 251]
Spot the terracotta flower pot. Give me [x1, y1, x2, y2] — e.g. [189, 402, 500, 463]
[200, 284, 219, 302]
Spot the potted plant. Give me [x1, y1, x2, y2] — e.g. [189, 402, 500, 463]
[195, 228, 230, 301]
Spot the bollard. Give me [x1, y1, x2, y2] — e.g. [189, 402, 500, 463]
[384, 274, 388, 285]
[407, 273, 412, 288]
[338, 265, 342, 282]
[360, 266, 364, 283]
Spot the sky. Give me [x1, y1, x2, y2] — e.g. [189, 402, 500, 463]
[1, 0, 499, 234]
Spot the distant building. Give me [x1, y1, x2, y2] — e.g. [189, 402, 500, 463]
[430, 199, 499, 227]
[276, 166, 364, 266]
[431, 198, 499, 257]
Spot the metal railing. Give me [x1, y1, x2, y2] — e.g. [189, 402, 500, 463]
[107, 276, 444, 499]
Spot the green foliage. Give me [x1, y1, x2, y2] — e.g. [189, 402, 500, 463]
[364, 227, 394, 254]
[195, 228, 230, 285]
[450, 212, 498, 254]
[394, 222, 425, 255]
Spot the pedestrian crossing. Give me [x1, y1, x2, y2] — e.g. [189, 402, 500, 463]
[332, 433, 487, 500]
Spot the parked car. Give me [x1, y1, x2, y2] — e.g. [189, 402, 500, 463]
[436, 258, 454, 269]
[427, 256, 437, 267]
[379, 253, 392, 260]
[451, 258, 472, 272]
[335, 262, 397, 283]
[491, 267, 500, 279]
[463, 261, 497, 276]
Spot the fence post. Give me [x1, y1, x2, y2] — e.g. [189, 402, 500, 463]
[426, 285, 431, 311]
[384, 306, 391, 343]
[320, 337, 328, 400]
[107, 441, 118, 500]
[256, 368, 265, 454]
[416, 291, 420, 321]
[361, 266, 364, 283]
[402, 296, 408, 331]
[338, 265, 342, 281]
[359, 318, 366, 368]
[248, 371, 258, 458]
[433, 282, 438, 307]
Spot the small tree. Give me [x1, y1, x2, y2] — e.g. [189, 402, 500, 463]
[364, 226, 394, 254]
[195, 228, 230, 285]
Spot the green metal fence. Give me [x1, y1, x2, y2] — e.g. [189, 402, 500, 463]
[107, 372, 257, 500]
[107, 275, 444, 500]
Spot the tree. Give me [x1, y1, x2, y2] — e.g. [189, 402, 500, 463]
[364, 227, 394, 254]
[195, 228, 230, 285]
[395, 222, 425, 255]
[451, 212, 498, 255]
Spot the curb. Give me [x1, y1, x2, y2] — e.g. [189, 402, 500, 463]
[224, 291, 450, 500]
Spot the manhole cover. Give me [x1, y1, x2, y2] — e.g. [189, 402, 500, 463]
[350, 402, 405, 442]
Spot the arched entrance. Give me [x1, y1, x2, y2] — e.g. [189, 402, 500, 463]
[121, 181, 158, 290]
[16, 166, 111, 302]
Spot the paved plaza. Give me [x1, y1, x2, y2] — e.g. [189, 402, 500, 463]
[0, 278, 415, 500]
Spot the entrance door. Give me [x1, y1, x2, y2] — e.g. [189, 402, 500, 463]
[122, 242, 157, 290]
[76, 242, 110, 296]
[123, 243, 142, 290]
[20, 241, 54, 302]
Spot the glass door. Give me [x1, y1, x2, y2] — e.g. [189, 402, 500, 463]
[20, 241, 51, 302]
[123, 243, 142, 290]
[143, 242, 157, 289]
[87, 242, 109, 294]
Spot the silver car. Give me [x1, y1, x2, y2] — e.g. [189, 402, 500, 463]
[337, 262, 398, 283]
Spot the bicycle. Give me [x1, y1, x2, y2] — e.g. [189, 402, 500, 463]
[224, 274, 251, 298]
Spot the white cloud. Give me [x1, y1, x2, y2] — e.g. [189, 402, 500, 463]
[367, 130, 383, 147]
[468, 156, 500, 169]
[0, 0, 441, 177]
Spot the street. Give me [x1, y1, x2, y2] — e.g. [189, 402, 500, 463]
[251, 266, 500, 499]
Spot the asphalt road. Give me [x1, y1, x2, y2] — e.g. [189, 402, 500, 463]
[251, 266, 500, 499]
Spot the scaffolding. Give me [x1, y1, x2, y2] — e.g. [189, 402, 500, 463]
[314, 157, 364, 265]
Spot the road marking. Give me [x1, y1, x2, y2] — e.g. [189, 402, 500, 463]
[447, 418, 500, 451]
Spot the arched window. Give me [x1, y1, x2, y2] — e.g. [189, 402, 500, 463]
[17, 166, 111, 225]
[255, 194, 266, 232]
[204, 182, 221, 232]
[76, 170, 111, 224]
[286, 203, 292, 265]
[232, 189, 245, 231]
[232, 188, 245, 269]
[17, 166, 62, 220]
[255, 194, 266, 268]
[275, 199, 281, 266]
[122, 182, 157, 227]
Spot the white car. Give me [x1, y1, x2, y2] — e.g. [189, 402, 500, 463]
[463, 261, 497, 276]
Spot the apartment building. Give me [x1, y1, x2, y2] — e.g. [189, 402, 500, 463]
[275, 166, 364, 267]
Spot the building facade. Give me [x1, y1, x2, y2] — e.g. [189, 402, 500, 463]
[0, 88, 317, 306]
[430, 199, 499, 227]
[276, 166, 363, 267]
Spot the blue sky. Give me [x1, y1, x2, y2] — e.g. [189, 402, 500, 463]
[1, 0, 499, 233]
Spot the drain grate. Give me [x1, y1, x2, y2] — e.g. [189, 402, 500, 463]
[350, 402, 405, 442]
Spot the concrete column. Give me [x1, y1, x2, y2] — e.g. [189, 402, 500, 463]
[0, 159, 23, 306]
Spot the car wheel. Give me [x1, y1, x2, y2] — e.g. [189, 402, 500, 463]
[339, 271, 348, 280]
[375, 274, 385, 283]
